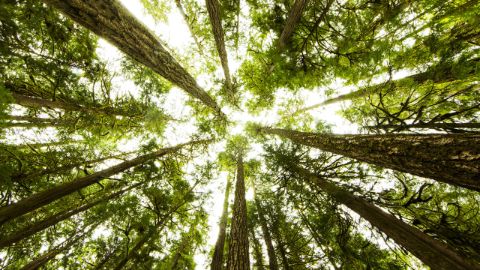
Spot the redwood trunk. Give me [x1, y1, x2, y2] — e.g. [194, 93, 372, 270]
[211, 176, 232, 270]
[366, 122, 480, 132]
[227, 156, 250, 270]
[0, 183, 140, 248]
[41, 0, 222, 114]
[0, 140, 207, 225]
[278, 0, 308, 50]
[255, 200, 279, 270]
[206, 0, 233, 95]
[260, 127, 480, 191]
[294, 166, 480, 270]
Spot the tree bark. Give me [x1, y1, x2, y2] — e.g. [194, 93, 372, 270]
[366, 122, 480, 132]
[0, 183, 141, 248]
[255, 200, 279, 270]
[259, 127, 480, 191]
[0, 139, 209, 225]
[293, 166, 480, 270]
[206, 0, 233, 96]
[249, 225, 266, 270]
[41, 0, 223, 115]
[227, 155, 250, 270]
[211, 176, 232, 270]
[278, 0, 308, 50]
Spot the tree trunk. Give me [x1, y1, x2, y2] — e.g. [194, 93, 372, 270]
[2, 140, 83, 151]
[293, 166, 480, 270]
[271, 224, 290, 270]
[249, 225, 266, 270]
[366, 122, 480, 132]
[292, 58, 480, 114]
[114, 230, 155, 270]
[211, 176, 232, 270]
[278, 0, 308, 50]
[0, 139, 209, 225]
[255, 200, 279, 270]
[20, 225, 94, 270]
[206, 0, 233, 96]
[0, 183, 141, 248]
[41, 0, 222, 115]
[259, 127, 480, 191]
[12, 151, 135, 183]
[227, 155, 250, 270]
[174, 0, 204, 55]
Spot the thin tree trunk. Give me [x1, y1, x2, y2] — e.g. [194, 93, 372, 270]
[41, 0, 222, 115]
[294, 166, 480, 270]
[292, 58, 480, 114]
[255, 200, 279, 270]
[366, 122, 480, 132]
[259, 127, 480, 191]
[271, 224, 290, 270]
[249, 225, 266, 270]
[12, 151, 136, 183]
[0, 183, 141, 248]
[278, 0, 308, 50]
[206, 0, 233, 96]
[227, 155, 250, 270]
[174, 0, 204, 55]
[9, 91, 138, 117]
[211, 176, 232, 270]
[0, 139, 209, 225]
[1, 140, 83, 151]
[20, 224, 94, 270]
[94, 245, 120, 270]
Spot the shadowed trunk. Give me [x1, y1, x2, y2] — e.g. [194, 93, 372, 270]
[365, 122, 480, 132]
[41, 0, 222, 115]
[255, 200, 279, 270]
[293, 166, 480, 270]
[0, 139, 209, 225]
[206, 0, 233, 96]
[249, 225, 266, 270]
[0, 183, 141, 248]
[278, 0, 308, 50]
[227, 155, 250, 270]
[211, 176, 232, 270]
[259, 127, 480, 191]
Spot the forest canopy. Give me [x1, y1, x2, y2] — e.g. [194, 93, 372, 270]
[0, 0, 479, 269]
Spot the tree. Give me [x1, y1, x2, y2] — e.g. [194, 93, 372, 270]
[259, 127, 480, 191]
[211, 175, 232, 270]
[227, 155, 250, 270]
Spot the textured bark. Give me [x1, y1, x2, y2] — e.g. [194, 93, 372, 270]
[41, 0, 222, 114]
[175, 0, 204, 55]
[0, 183, 140, 248]
[294, 167, 480, 270]
[278, 0, 308, 50]
[255, 200, 279, 270]
[227, 156, 250, 270]
[206, 0, 233, 96]
[260, 127, 480, 191]
[0, 139, 209, 225]
[211, 176, 232, 270]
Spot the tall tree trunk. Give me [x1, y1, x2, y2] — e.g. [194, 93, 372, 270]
[254, 200, 279, 270]
[174, 0, 204, 55]
[0, 183, 141, 248]
[0, 139, 209, 225]
[292, 58, 480, 114]
[270, 224, 290, 270]
[1, 140, 83, 151]
[278, 0, 308, 50]
[249, 225, 266, 270]
[259, 127, 480, 191]
[293, 166, 480, 270]
[211, 176, 232, 270]
[41, 0, 223, 115]
[365, 122, 480, 132]
[113, 230, 155, 270]
[12, 151, 136, 183]
[20, 224, 94, 270]
[227, 155, 250, 270]
[206, 0, 233, 96]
